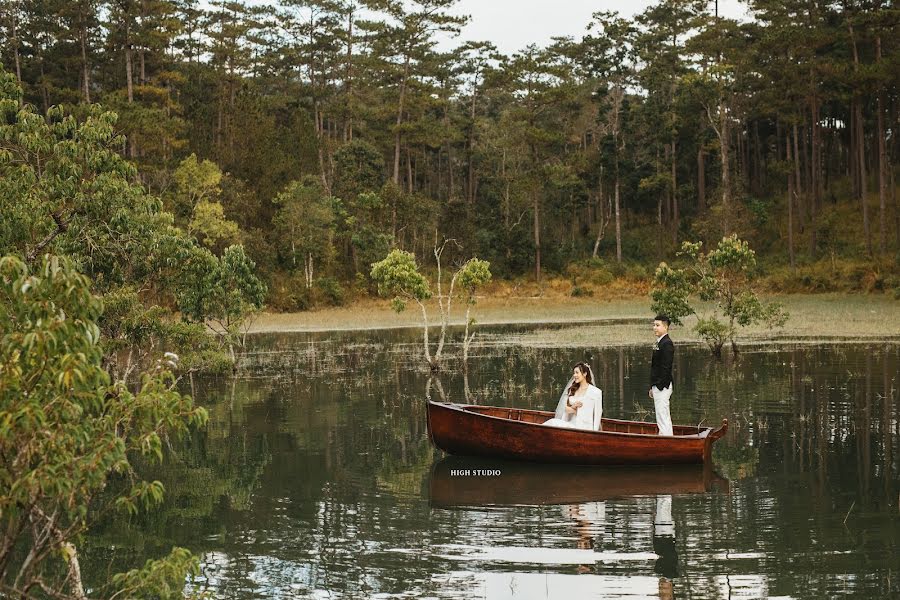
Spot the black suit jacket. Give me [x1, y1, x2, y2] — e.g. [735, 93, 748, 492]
[650, 334, 675, 390]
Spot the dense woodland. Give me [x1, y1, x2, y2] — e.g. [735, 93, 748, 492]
[2, 0, 899, 310]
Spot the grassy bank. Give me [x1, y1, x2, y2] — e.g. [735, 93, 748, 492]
[249, 293, 900, 346]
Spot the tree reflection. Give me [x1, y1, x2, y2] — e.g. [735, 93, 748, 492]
[80, 329, 899, 599]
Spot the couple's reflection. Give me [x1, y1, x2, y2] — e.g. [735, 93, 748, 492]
[430, 457, 726, 598]
[562, 500, 605, 573]
[563, 495, 676, 593]
[653, 494, 677, 598]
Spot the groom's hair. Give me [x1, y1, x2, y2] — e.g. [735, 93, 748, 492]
[654, 314, 671, 326]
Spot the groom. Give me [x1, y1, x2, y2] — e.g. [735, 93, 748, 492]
[649, 314, 675, 436]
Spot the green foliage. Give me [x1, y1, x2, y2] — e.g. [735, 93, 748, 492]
[765, 258, 895, 294]
[315, 276, 346, 307]
[0, 67, 259, 378]
[0, 254, 207, 598]
[110, 546, 203, 600]
[456, 258, 492, 303]
[177, 245, 267, 365]
[650, 262, 694, 325]
[272, 177, 336, 282]
[174, 154, 223, 207]
[695, 316, 730, 357]
[0, 69, 144, 279]
[180, 245, 267, 322]
[651, 235, 789, 355]
[3, 1, 899, 294]
[99, 285, 230, 379]
[333, 140, 385, 200]
[189, 199, 242, 252]
[566, 258, 615, 288]
[370, 249, 432, 312]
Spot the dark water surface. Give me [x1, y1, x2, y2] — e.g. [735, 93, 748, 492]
[87, 327, 899, 599]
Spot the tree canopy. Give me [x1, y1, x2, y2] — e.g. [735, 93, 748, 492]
[1, 0, 898, 300]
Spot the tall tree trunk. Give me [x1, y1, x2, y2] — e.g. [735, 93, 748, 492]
[125, 43, 134, 103]
[407, 148, 414, 194]
[446, 146, 454, 201]
[125, 20, 135, 158]
[805, 0, 820, 257]
[786, 133, 796, 269]
[533, 189, 541, 281]
[592, 164, 605, 258]
[502, 149, 511, 263]
[671, 137, 678, 244]
[809, 96, 820, 255]
[753, 120, 764, 194]
[467, 89, 477, 204]
[614, 156, 622, 263]
[227, 76, 236, 161]
[849, 102, 858, 198]
[344, 9, 354, 141]
[315, 104, 331, 195]
[892, 153, 898, 246]
[393, 55, 411, 184]
[875, 33, 887, 255]
[740, 120, 750, 191]
[661, 145, 669, 225]
[719, 101, 730, 233]
[657, 145, 664, 258]
[80, 27, 91, 103]
[801, 120, 811, 196]
[793, 123, 805, 231]
[857, 96, 871, 256]
[848, 19, 872, 256]
[697, 144, 705, 212]
[10, 3, 22, 88]
[530, 133, 541, 281]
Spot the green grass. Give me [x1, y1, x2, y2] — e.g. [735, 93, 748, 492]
[249, 293, 900, 346]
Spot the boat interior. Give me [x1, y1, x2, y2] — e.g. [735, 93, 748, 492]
[456, 404, 710, 437]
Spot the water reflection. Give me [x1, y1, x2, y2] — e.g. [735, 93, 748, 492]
[430, 458, 716, 597]
[429, 458, 728, 507]
[80, 332, 899, 598]
[654, 495, 677, 598]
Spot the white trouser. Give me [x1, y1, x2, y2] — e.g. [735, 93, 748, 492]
[654, 494, 674, 537]
[652, 383, 673, 436]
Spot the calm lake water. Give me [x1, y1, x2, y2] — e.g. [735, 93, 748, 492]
[86, 326, 899, 599]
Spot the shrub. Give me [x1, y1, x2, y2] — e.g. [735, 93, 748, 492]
[571, 285, 594, 297]
[315, 276, 346, 306]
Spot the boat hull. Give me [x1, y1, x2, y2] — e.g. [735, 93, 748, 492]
[426, 401, 728, 466]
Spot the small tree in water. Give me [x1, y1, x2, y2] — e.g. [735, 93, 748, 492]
[371, 244, 492, 372]
[651, 235, 788, 356]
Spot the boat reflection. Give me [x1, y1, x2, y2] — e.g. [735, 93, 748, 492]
[429, 457, 729, 598]
[429, 456, 729, 508]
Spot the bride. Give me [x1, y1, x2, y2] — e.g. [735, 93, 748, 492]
[542, 362, 603, 431]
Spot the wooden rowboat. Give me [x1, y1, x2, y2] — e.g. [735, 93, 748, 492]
[427, 400, 728, 466]
[429, 456, 729, 507]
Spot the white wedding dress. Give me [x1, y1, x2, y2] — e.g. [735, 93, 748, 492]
[543, 384, 603, 431]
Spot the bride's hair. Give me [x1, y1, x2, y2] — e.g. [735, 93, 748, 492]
[568, 362, 593, 397]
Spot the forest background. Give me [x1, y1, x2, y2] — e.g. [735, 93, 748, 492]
[2, 0, 898, 316]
